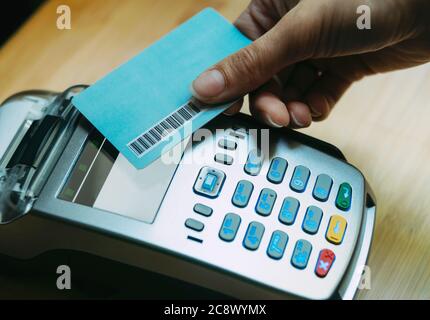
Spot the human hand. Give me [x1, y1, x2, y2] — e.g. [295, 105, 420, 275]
[191, 0, 430, 128]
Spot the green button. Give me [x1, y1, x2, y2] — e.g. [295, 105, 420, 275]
[336, 183, 352, 211]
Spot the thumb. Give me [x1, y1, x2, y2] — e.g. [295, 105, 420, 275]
[191, 8, 313, 103]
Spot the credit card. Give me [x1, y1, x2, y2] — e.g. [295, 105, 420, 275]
[73, 8, 251, 169]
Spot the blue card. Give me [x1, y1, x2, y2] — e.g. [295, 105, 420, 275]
[73, 8, 251, 169]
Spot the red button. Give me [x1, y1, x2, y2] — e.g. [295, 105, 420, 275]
[315, 249, 336, 278]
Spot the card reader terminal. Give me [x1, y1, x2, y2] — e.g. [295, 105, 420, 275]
[0, 86, 376, 299]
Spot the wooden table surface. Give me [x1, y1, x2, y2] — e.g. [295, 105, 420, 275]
[1, 0, 429, 299]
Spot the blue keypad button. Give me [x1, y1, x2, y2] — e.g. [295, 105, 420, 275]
[244, 149, 263, 176]
[232, 180, 254, 208]
[291, 239, 313, 269]
[255, 188, 277, 216]
[202, 173, 218, 191]
[313, 174, 333, 201]
[243, 221, 265, 250]
[219, 213, 241, 242]
[194, 167, 226, 198]
[290, 165, 310, 193]
[302, 206, 323, 235]
[278, 197, 300, 225]
[267, 157, 288, 184]
[267, 230, 289, 260]
[185, 218, 204, 232]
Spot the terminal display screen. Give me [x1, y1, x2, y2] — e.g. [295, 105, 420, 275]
[58, 129, 181, 223]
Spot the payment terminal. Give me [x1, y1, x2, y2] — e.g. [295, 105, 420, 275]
[0, 86, 376, 299]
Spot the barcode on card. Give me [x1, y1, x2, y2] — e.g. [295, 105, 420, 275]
[127, 100, 200, 157]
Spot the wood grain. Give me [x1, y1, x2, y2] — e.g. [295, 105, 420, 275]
[0, 0, 429, 299]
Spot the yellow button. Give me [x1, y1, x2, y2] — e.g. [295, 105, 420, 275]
[326, 215, 347, 245]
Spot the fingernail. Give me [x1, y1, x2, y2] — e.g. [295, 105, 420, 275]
[192, 69, 225, 99]
[290, 112, 306, 127]
[263, 113, 283, 128]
